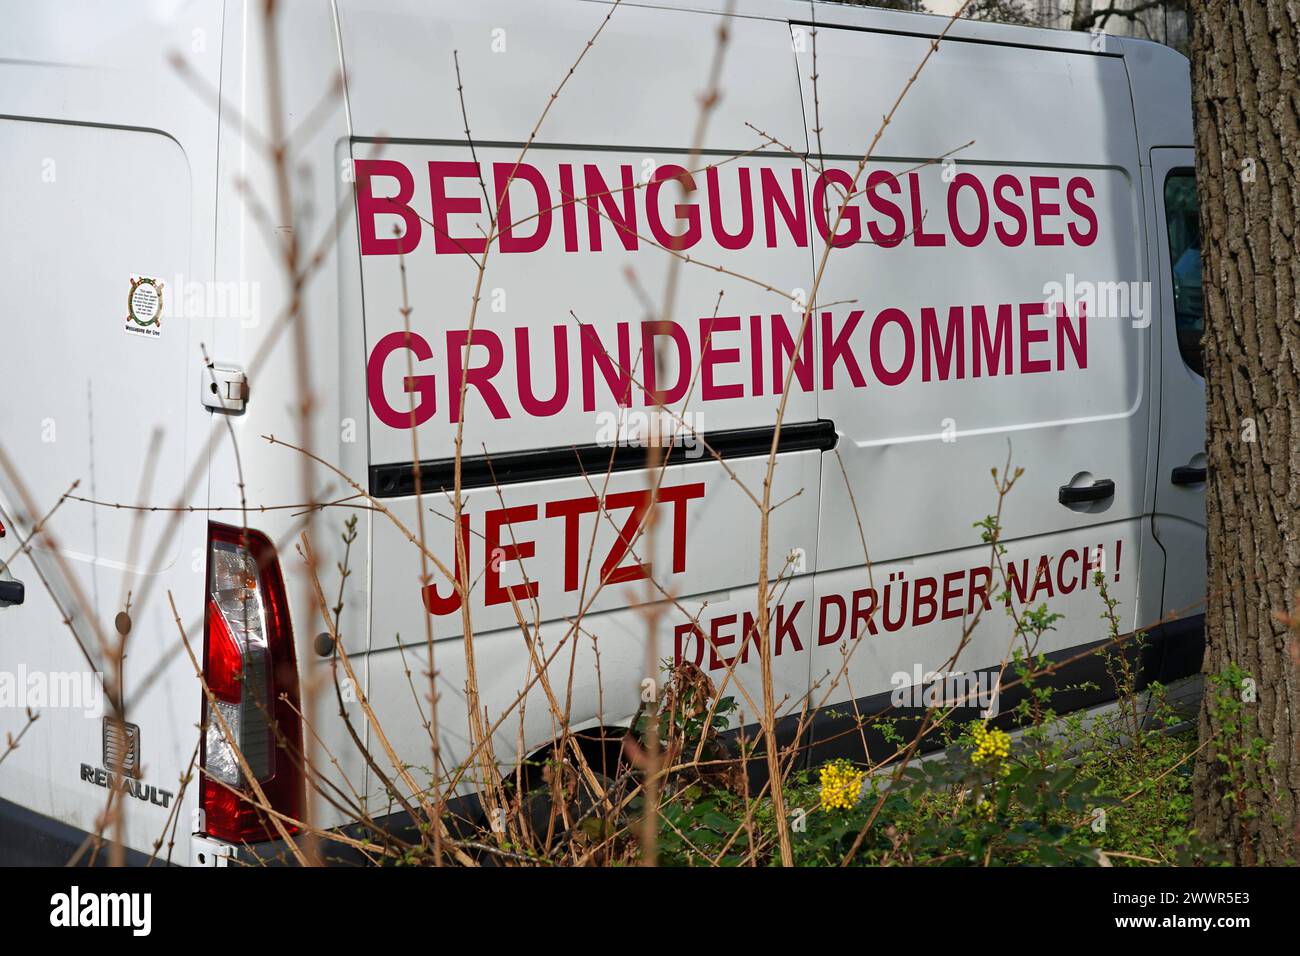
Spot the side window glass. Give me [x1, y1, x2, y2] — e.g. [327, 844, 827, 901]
[1164, 171, 1203, 376]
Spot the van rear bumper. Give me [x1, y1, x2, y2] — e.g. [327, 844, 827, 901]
[0, 796, 160, 866]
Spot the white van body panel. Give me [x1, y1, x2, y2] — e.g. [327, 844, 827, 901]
[0, 0, 1204, 859]
[0, 1, 224, 853]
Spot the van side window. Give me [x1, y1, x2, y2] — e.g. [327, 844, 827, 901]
[1164, 171, 1203, 376]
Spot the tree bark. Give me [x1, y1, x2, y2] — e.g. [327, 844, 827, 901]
[1190, 0, 1300, 865]
[1071, 0, 1093, 32]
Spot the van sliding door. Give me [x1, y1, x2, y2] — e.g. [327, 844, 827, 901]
[338, 0, 824, 786]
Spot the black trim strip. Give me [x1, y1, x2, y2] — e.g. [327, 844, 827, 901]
[788, 19, 1123, 57]
[369, 419, 838, 498]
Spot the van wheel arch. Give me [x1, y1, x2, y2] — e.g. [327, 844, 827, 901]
[514, 724, 629, 795]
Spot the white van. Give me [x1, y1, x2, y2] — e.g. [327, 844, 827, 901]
[0, 0, 1204, 864]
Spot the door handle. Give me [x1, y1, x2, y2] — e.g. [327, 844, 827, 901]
[0, 578, 24, 607]
[1171, 465, 1206, 485]
[1058, 478, 1115, 505]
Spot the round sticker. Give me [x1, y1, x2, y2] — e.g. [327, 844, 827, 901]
[127, 276, 163, 329]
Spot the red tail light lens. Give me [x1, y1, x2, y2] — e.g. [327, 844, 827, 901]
[200, 523, 303, 843]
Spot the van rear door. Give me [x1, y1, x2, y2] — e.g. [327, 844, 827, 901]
[0, 120, 200, 633]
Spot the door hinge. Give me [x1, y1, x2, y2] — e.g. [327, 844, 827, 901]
[202, 363, 248, 413]
[190, 833, 236, 867]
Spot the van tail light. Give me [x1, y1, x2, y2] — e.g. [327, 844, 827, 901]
[200, 523, 303, 843]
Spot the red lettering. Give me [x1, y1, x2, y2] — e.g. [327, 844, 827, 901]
[699, 316, 744, 401]
[546, 495, 601, 592]
[658, 482, 705, 574]
[1019, 302, 1051, 374]
[601, 490, 652, 585]
[760, 167, 808, 247]
[813, 169, 861, 247]
[706, 166, 754, 251]
[675, 621, 705, 666]
[429, 161, 488, 255]
[367, 331, 436, 429]
[1066, 176, 1098, 246]
[584, 163, 638, 252]
[446, 328, 509, 422]
[485, 505, 539, 606]
[1029, 175, 1064, 246]
[579, 323, 633, 411]
[709, 614, 738, 670]
[646, 165, 700, 251]
[909, 172, 945, 247]
[776, 601, 804, 655]
[948, 173, 989, 247]
[869, 308, 916, 387]
[851, 588, 878, 638]
[992, 174, 1027, 247]
[356, 159, 422, 256]
[772, 313, 815, 395]
[818, 594, 846, 646]
[921, 306, 965, 382]
[865, 170, 905, 247]
[972, 304, 1013, 377]
[821, 310, 867, 389]
[494, 162, 552, 254]
[1056, 301, 1088, 370]
[421, 514, 471, 615]
[641, 321, 692, 405]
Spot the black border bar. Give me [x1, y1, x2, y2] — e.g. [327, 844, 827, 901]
[368, 420, 838, 498]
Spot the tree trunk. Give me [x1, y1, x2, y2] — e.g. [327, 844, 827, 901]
[1190, 0, 1300, 865]
[1071, 1, 1093, 33]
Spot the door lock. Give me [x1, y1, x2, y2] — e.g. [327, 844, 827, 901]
[201, 363, 248, 413]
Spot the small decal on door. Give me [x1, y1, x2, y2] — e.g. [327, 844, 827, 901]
[125, 275, 163, 338]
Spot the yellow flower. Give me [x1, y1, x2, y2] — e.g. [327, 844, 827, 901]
[818, 759, 865, 811]
[969, 722, 1012, 774]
